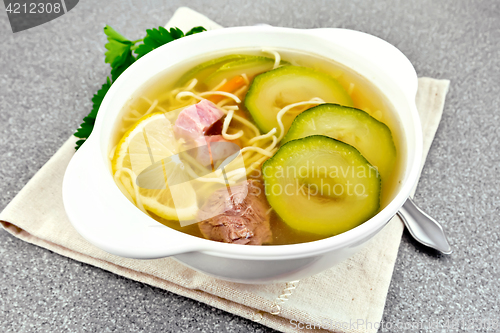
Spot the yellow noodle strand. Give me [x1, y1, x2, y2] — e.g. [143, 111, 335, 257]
[143, 99, 159, 116]
[248, 127, 277, 144]
[276, 98, 325, 141]
[222, 110, 244, 140]
[241, 73, 249, 85]
[108, 144, 117, 160]
[199, 91, 241, 104]
[216, 98, 232, 107]
[220, 109, 260, 137]
[211, 78, 227, 91]
[185, 78, 198, 91]
[232, 85, 248, 98]
[261, 48, 281, 69]
[222, 105, 239, 111]
[245, 149, 277, 175]
[240, 146, 274, 157]
[140, 96, 153, 104]
[176, 91, 204, 102]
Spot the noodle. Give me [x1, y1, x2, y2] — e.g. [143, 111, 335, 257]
[108, 144, 117, 160]
[222, 110, 244, 140]
[199, 91, 241, 104]
[242, 146, 258, 161]
[248, 127, 277, 144]
[176, 91, 204, 102]
[219, 108, 261, 137]
[240, 146, 274, 157]
[180, 152, 210, 173]
[262, 48, 281, 69]
[185, 78, 198, 91]
[123, 116, 140, 122]
[267, 135, 278, 151]
[243, 147, 265, 165]
[241, 73, 249, 85]
[222, 105, 239, 111]
[243, 135, 277, 165]
[184, 163, 235, 185]
[232, 85, 248, 98]
[131, 109, 142, 117]
[276, 98, 325, 141]
[211, 78, 227, 91]
[156, 105, 168, 113]
[143, 99, 159, 117]
[157, 78, 199, 105]
[216, 98, 232, 107]
[245, 148, 277, 175]
[140, 96, 153, 104]
[123, 109, 144, 123]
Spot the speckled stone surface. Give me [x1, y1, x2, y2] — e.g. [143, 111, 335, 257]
[1, 0, 499, 332]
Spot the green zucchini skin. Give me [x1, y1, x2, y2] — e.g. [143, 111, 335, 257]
[204, 56, 288, 89]
[176, 54, 249, 87]
[282, 103, 396, 184]
[244, 66, 353, 133]
[262, 135, 381, 236]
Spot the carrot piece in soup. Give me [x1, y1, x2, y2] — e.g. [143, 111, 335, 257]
[209, 75, 247, 104]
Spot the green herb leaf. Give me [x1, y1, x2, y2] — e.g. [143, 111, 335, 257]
[111, 51, 135, 82]
[90, 77, 112, 118]
[104, 25, 133, 68]
[74, 122, 93, 138]
[134, 26, 205, 59]
[103, 25, 131, 44]
[135, 27, 173, 59]
[168, 27, 184, 39]
[74, 77, 112, 150]
[75, 139, 86, 148]
[186, 26, 206, 36]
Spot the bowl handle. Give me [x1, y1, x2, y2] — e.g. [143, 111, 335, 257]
[307, 28, 418, 101]
[62, 138, 206, 259]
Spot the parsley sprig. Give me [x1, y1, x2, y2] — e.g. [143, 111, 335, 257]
[73, 25, 206, 150]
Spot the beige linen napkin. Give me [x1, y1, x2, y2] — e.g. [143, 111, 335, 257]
[0, 7, 450, 333]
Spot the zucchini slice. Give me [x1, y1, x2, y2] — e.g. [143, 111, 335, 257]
[176, 54, 249, 87]
[282, 104, 396, 183]
[262, 135, 380, 236]
[244, 66, 353, 133]
[204, 56, 288, 89]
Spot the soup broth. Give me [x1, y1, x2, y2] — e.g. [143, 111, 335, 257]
[109, 48, 405, 245]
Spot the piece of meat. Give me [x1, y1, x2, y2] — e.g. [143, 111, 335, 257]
[193, 135, 240, 167]
[174, 99, 225, 140]
[204, 117, 225, 136]
[198, 180, 272, 245]
[173, 100, 239, 167]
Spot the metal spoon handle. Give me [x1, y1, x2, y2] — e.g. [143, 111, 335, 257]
[397, 198, 452, 254]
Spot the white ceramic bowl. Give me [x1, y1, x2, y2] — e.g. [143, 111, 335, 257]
[62, 26, 422, 284]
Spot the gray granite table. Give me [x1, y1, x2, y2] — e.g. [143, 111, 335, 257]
[1, 0, 499, 332]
